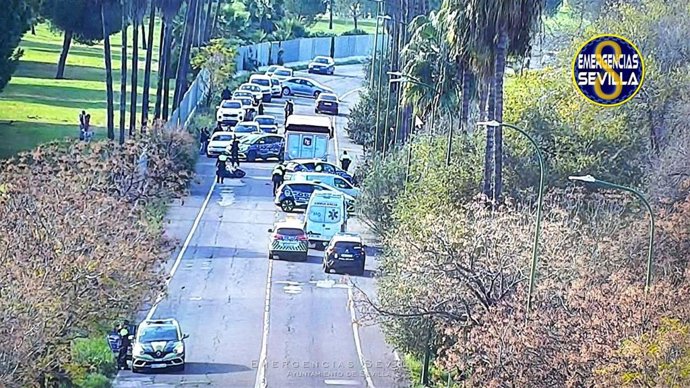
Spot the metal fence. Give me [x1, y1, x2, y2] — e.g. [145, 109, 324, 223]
[166, 35, 378, 129]
[235, 34, 380, 71]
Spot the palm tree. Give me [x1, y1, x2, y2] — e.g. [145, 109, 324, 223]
[129, 0, 147, 135]
[100, 0, 118, 140]
[210, 0, 223, 38]
[119, 0, 130, 144]
[155, 0, 182, 120]
[141, 0, 157, 129]
[173, 0, 199, 114]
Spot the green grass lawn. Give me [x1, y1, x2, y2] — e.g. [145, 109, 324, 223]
[0, 22, 168, 158]
[309, 16, 377, 35]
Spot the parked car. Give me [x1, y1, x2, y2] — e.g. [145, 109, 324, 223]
[283, 159, 356, 184]
[230, 121, 262, 140]
[275, 181, 355, 213]
[216, 100, 245, 126]
[281, 77, 334, 99]
[265, 65, 280, 77]
[308, 56, 335, 75]
[236, 97, 257, 119]
[238, 133, 284, 161]
[253, 115, 279, 133]
[288, 172, 361, 198]
[238, 83, 263, 104]
[267, 218, 308, 261]
[249, 74, 273, 102]
[272, 67, 294, 82]
[232, 90, 257, 105]
[324, 233, 366, 275]
[206, 131, 235, 157]
[269, 77, 282, 97]
[315, 93, 339, 115]
[131, 319, 188, 373]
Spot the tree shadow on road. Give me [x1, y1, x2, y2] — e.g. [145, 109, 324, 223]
[168, 362, 252, 375]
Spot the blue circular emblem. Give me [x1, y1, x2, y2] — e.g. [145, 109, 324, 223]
[572, 35, 645, 107]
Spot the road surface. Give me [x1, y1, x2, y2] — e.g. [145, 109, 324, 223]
[114, 65, 405, 388]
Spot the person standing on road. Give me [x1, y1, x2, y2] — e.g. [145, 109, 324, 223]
[340, 150, 352, 172]
[258, 102, 265, 116]
[230, 135, 240, 168]
[199, 127, 209, 154]
[221, 86, 231, 100]
[271, 164, 284, 195]
[117, 321, 131, 370]
[216, 152, 228, 184]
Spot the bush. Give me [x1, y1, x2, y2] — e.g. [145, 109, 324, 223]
[78, 373, 111, 388]
[65, 337, 116, 384]
[0, 127, 195, 387]
[342, 28, 368, 36]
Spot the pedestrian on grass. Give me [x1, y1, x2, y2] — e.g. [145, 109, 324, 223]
[340, 150, 352, 172]
[79, 110, 86, 130]
[271, 164, 284, 195]
[216, 153, 228, 184]
[84, 114, 93, 141]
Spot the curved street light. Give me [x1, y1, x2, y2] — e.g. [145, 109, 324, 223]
[478, 120, 545, 314]
[568, 175, 655, 293]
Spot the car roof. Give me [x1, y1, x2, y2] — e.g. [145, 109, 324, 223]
[289, 159, 334, 165]
[211, 131, 234, 137]
[314, 56, 332, 60]
[254, 115, 276, 120]
[251, 74, 271, 79]
[331, 233, 363, 243]
[292, 172, 340, 179]
[236, 121, 259, 126]
[139, 318, 180, 329]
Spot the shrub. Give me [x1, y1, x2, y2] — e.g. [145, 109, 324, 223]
[342, 28, 368, 36]
[78, 373, 111, 388]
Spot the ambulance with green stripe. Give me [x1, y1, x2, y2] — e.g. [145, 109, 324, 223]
[267, 219, 309, 261]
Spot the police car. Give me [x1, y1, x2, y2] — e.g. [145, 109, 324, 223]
[238, 134, 284, 161]
[324, 233, 366, 275]
[275, 181, 356, 213]
[283, 159, 356, 185]
[131, 318, 188, 373]
[267, 219, 309, 261]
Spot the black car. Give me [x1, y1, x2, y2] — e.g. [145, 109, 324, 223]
[324, 233, 366, 275]
[315, 93, 339, 115]
[238, 134, 284, 161]
[131, 318, 188, 373]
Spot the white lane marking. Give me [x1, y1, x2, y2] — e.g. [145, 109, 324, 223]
[348, 286, 376, 388]
[218, 188, 236, 207]
[189, 296, 202, 301]
[283, 285, 303, 294]
[145, 180, 217, 320]
[324, 379, 362, 386]
[254, 259, 274, 388]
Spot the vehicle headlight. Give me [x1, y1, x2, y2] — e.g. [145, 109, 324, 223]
[174, 342, 184, 354]
[133, 343, 145, 356]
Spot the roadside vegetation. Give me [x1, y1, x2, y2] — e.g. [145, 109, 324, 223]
[350, 0, 690, 386]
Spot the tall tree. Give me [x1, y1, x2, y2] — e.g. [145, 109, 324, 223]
[1, 1, 31, 93]
[210, 0, 222, 38]
[42, 0, 118, 78]
[129, 0, 147, 135]
[284, 0, 325, 24]
[157, 0, 183, 120]
[141, 0, 157, 128]
[202, 0, 213, 41]
[99, 0, 123, 140]
[173, 0, 199, 114]
[119, 0, 130, 144]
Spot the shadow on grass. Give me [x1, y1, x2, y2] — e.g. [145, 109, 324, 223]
[15, 60, 163, 85]
[21, 40, 127, 62]
[0, 120, 87, 158]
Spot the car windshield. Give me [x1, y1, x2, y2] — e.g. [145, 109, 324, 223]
[334, 242, 362, 252]
[276, 227, 304, 236]
[212, 134, 233, 141]
[315, 57, 330, 64]
[235, 124, 257, 133]
[267, 66, 278, 72]
[252, 79, 270, 86]
[222, 101, 241, 108]
[240, 99, 252, 105]
[139, 325, 179, 342]
[241, 85, 255, 91]
[320, 94, 337, 102]
[275, 69, 291, 76]
[271, 79, 280, 85]
[256, 117, 275, 125]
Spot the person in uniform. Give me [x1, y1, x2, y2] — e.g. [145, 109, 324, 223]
[340, 151, 352, 172]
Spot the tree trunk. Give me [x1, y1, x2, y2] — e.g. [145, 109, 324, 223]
[162, 19, 173, 120]
[191, 0, 202, 47]
[119, 14, 128, 144]
[141, 3, 157, 128]
[482, 74, 495, 199]
[203, 0, 213, 42]
[329, 0, 333, 30]
[102, 3, 115, 140]
[173, 0, 198, 114]
[493, 31, 509, 203]
[154, 18, 168, 119]
[56, 30, 73, 79]
[460, 64, 472, 134]
[129, 18, 139, 136]
[353, 13, 358, 30]
[211, 0, 222, 38]
[31, 23, 36, 35]
[141, 22, 147, 50]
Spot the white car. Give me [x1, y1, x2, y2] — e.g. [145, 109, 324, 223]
[216, 100, 245, 126]
[206, 131, 235, 157]
[265, 65, 280, 77]
[272, 67, 294, 82]
[269, 77, 282, 97]
[249, 74, 273, 102]
[238, 83, 263, 104]
[229, 121, 262, 141]
[288, 172, 361, 198]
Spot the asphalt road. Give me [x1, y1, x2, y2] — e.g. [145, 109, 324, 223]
[114, 65, 404, 388]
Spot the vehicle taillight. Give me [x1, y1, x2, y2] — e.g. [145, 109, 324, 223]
[297, 235, 308, 241]
[274, 234, 284, 240]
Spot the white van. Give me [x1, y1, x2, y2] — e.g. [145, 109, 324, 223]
[304, 191, 348, 249]
[288, 172, 360, 198]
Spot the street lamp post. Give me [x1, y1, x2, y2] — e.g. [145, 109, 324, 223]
[568, 175, 656, 293]
[374, 15, 391, 153]
[478, 120, 545, 314]
[369, 2, 382, 89]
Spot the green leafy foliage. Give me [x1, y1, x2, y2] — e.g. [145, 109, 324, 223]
[41, 0, 122, 43]
[66, 337, 117, 384]
[191, 38, 237, 106]
[1, 0, 32, 93]
[284, 0, 325, 24]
